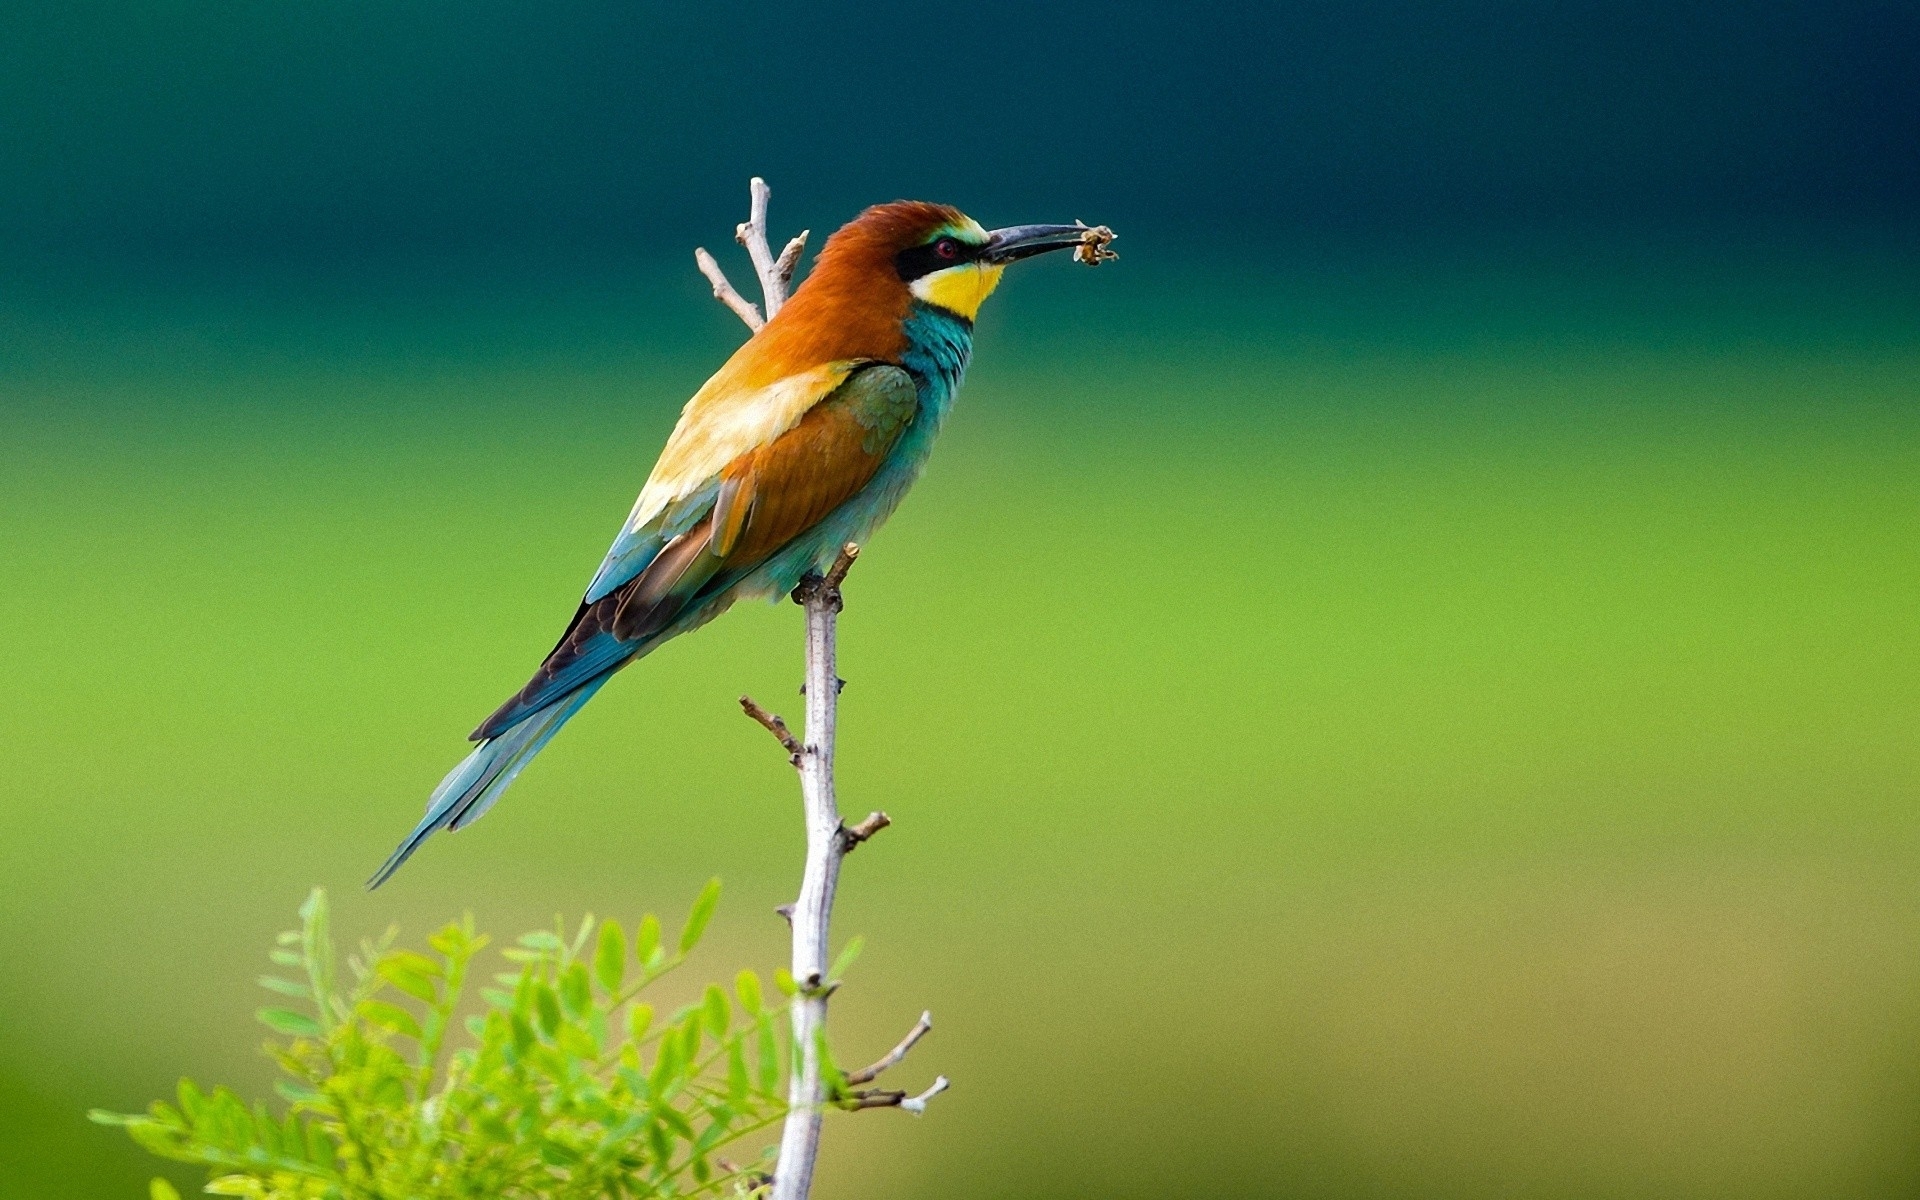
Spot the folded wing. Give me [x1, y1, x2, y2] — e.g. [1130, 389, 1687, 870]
[473, 364, 918, 740]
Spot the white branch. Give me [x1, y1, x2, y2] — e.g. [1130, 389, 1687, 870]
[900, 1075, 951, 1115]
[844, 1011, 933, 1085]
[694, 247, 764, 331]
[774, 231, 810, 297]
[710, 177, 942, 1200]
[696, 176, 808, 333]
[736, 546, 879, 1200]
[735, 177, 782, 315]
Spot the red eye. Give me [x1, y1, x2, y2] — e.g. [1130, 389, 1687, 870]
[934, 238, 960, 260]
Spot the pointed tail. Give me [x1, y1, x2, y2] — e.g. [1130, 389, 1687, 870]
[367, 676, 608, 889]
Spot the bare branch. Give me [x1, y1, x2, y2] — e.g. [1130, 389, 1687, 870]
[844, 1011, 931, 1085]
[900, 1075, 951, 1115]
[774, 231, 810, 291]
[840, 1074, 950, 1114]
[842, 810, 890, 852]
[740, 695, 802, 765]
[841, 1087, 907, 1110]
[735, 176, 795, 318]
[695, 247, 765, 331]
[824, 542, 860, 589]
[767, 545, 852, 1200]
[700, 177, 810, 330]
[680, 178, 934, 1200]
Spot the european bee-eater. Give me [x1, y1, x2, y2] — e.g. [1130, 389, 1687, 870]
[370, 202, 1105, 887]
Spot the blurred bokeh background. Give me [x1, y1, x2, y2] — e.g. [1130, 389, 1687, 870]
[3, 1, 1917, 1196]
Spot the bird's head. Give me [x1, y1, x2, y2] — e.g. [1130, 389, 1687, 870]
[803, 201, 1097, 324]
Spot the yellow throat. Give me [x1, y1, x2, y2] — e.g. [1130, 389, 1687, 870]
[910, 261, 1006, 321]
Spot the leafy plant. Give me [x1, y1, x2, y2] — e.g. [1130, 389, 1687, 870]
[93, 883, 793, 1199]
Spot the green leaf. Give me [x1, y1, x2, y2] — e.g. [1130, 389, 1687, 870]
[427, 923, 467, 958]
[257, 1008, 322, 1038]
[702, 985, 731, 1037]
[377, 951, 442, 1004]
[772, 968, 798, 997]
[252, 1101, 282, 1155]
[727, 1041, 750, 1107]
[734, 970, 764, 1017]
[149, 1179, 182, 1200]
[385, 949, 444, 979]
[647, 1037, 680, 1095]
[658, 1105, 695, 1139]
[274, 1081, 319, 1105]
[627, 1002, 654, 1044]
[828, 935, 865, 981]
[307, 1124, 336, 1169]
[678, 879, 721, 955]
[560, 962, 592, 1018]
[594, 919, 626, 993]
[517, 930, 564, 952]
[570, 912, 595, 959]
[815, 1027, 839, 1083]
[360, 1001, 424, 1041]
[636, 914, 662, 968]
[534, 983, 562, 1039]
[376, 962, 437, 1005]
[256, 975, 310, 999]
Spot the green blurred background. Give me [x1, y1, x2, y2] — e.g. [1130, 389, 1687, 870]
[3, 2, 1918, 1196]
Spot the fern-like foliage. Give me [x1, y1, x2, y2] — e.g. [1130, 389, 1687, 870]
[93, 882, 791, 1199]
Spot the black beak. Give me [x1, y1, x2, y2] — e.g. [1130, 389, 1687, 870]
[981, 224, 1093, 265]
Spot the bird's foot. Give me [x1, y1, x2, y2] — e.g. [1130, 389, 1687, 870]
[790, 572, 840, 612]
[790, 543, 861, 611]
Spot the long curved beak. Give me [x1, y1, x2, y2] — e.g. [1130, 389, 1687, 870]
[981, 224, 1094, 265]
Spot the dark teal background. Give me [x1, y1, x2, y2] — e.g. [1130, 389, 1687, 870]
[3, 3, 1918, 1198]
[4, 0, 1917, 261]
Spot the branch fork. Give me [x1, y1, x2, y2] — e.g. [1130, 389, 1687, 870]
[695, 176, 809, 332]
[701, 180, 945, 1200]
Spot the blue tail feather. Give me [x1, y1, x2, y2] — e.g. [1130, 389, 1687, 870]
[366, 676, 608, 889]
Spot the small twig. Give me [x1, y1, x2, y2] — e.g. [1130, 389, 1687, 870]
[740, 695, 803, 765]
[900, 1076, 951, 1114]
[841, 1087, 908, 1110]
[695, 247, 765, 331]
[697, 178, 809, 332]
[823, 543, 860, 588]
[736, 177, 797, 318]
[841, 1075, 950, 1114]
[844, 1010, 931, 1085]
[841, 811, 890, 853]
[774, 232, 810, 292]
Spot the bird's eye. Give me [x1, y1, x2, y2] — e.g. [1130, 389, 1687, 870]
[933, 237, 961, 261]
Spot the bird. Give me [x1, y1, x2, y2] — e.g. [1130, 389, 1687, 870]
[369, 201, 1104, 887]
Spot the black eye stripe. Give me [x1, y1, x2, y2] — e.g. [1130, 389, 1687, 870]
[895, 235, 983, 282]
